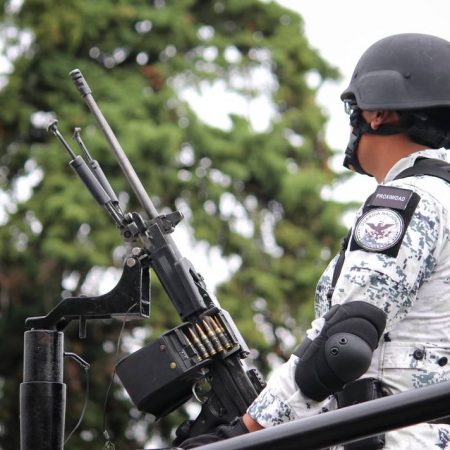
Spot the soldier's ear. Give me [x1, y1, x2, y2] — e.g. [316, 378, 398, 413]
[370, 111, 399, 130]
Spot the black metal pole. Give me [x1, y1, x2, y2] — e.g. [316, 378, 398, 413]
[197, 379, 450, 450]
[20, 330, 66, 450]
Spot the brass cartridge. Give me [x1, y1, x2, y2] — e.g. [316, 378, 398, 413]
[211, 316, 233, 350]
[195, 323, 217, 356]
[187, 327, 210, 360]
[203, 319, 224, 353]
[183, 331, 202, 362]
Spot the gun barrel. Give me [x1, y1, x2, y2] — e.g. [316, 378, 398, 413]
[69, 69, 159, 221]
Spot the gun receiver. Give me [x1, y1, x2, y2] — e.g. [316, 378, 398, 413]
[47, 69, 266, 438]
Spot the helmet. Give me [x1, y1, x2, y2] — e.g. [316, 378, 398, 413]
[340, 33, 450, 175]
[341, 33, 450, 110]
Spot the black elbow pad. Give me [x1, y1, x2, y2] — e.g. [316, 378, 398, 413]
[294, 301, 386, 401]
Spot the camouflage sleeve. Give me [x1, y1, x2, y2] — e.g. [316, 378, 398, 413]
[333, 183, 448, 331]
[246, 355, 334, 427]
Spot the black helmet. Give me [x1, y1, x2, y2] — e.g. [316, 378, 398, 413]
[340, 33, 450, 176]
[341, 33, 450, 110]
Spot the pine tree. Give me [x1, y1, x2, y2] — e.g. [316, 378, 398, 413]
[0, 0, 348, 448]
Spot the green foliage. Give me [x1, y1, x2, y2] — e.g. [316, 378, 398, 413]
[0, 0, 348, 448]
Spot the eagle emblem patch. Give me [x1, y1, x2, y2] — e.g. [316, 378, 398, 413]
[354, 208, 404, 252]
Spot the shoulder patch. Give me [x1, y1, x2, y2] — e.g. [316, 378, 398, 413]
[354, 208, 404, 252]
[350, 187, 421, 257]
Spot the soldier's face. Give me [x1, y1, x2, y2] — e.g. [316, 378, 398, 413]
[354, 111, 378, 175]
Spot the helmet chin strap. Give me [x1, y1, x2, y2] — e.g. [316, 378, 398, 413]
[343, 109, 406, 176]
[343, 127, 371, 176]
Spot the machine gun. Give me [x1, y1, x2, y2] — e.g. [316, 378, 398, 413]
[20, 69, 265, 450]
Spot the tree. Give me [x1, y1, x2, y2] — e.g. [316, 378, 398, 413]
[0, 0, 348, 448]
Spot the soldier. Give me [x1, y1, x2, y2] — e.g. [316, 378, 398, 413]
[180, 33, 450, 449]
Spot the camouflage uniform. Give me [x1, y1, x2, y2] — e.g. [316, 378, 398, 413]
[247, 148, 450, 449]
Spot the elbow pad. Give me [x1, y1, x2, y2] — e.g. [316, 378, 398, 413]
[294, 301, 386, 401]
